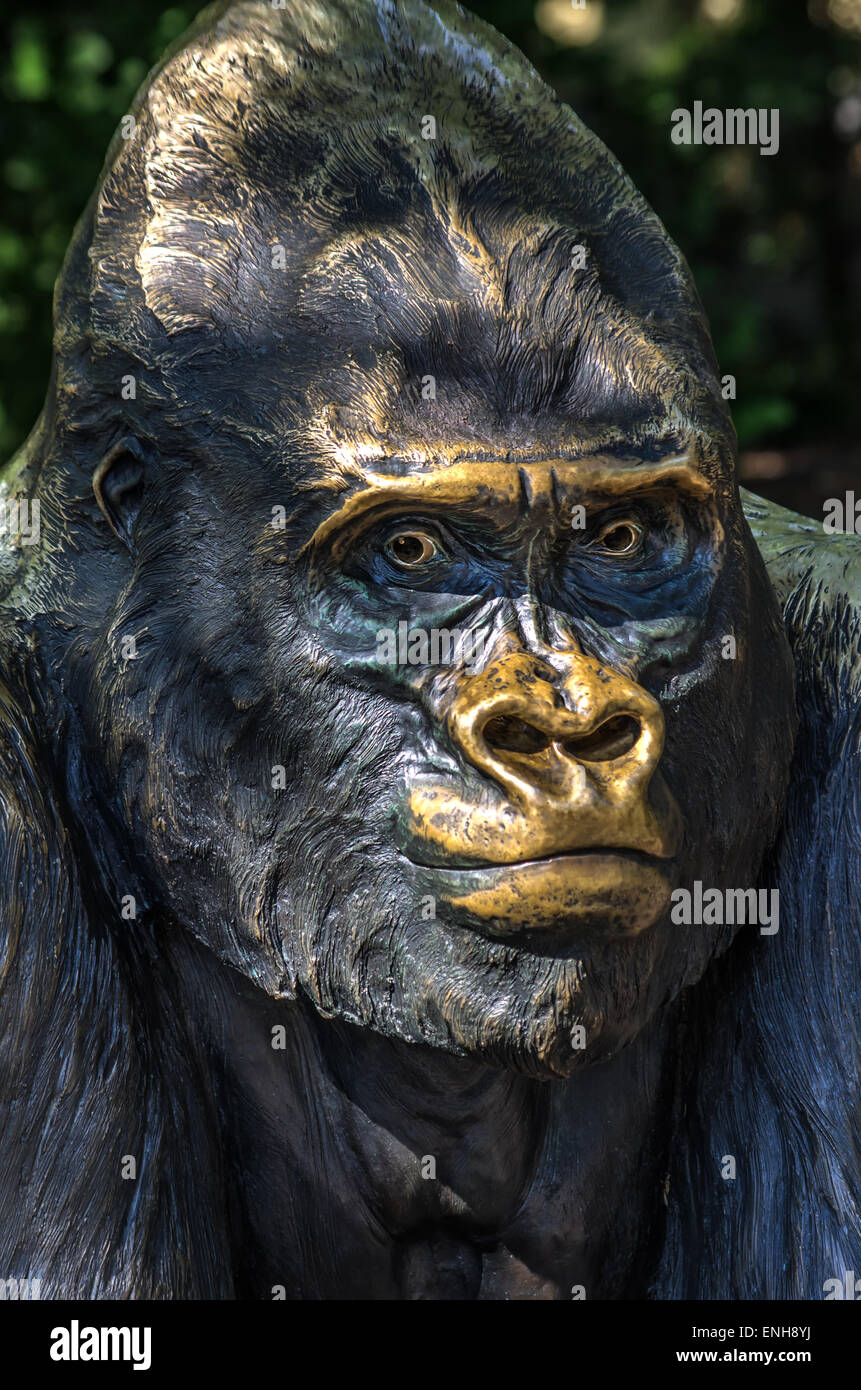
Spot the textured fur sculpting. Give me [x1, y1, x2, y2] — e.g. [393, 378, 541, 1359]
[0, 0, 857, 1299]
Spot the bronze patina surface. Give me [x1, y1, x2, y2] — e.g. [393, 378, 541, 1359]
[0, 0, 857, 1300]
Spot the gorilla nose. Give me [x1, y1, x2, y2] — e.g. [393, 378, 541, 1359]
[482, 712, 642, 763]
[472, 697, 653, 806]
[443, 640, 667, 815]
[406, 637, 681, 868]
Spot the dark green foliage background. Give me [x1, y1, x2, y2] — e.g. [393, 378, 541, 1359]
[0, 0, 858, 513]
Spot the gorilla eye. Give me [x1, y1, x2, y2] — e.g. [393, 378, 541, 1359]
[594, 519, 644, 556]
[384, 530, 441, 568]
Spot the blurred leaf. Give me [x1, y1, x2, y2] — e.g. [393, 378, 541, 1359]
[733, 397, 797, 446]
[7, 26, 50, 102]
[66, 31, 114, 77]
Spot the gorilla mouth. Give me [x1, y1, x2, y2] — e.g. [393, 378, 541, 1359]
[405, 845, 672, 871]
[409, 849, 676, 937]
[402, 768, 683, 875]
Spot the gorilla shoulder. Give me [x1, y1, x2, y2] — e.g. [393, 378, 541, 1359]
[743, 488, 861, 712]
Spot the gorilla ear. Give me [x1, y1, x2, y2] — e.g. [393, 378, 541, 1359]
[93, 437, 148, 547]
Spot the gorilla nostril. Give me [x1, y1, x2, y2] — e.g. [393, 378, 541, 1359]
[562, 714, 641, 762]
[483, 715, 551, 755]
[483, 713, 642, 761]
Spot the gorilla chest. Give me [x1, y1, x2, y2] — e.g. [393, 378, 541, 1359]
[221, 995, 668, 1299]
[232, 1095, 634, 1300]
[392, 1230, 570, 1300]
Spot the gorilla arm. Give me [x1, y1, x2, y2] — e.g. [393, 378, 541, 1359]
[0, 663, 232, 1297]
[655, 492, 861, 1298]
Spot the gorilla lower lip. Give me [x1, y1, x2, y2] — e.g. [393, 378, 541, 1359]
[414, 851, 675, 936]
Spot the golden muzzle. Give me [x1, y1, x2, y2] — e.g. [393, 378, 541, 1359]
[404, 633, 682, 933]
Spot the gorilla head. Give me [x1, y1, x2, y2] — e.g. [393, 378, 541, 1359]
[16, 0, 859, 1305]
[12, 0, 795, 1085]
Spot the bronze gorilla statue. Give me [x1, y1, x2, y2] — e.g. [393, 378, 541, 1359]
[0, 0, 858, 1300]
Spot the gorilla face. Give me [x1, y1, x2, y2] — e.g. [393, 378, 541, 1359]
[82, 420, 794, 1080]
[49, 0, 796, 1078]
